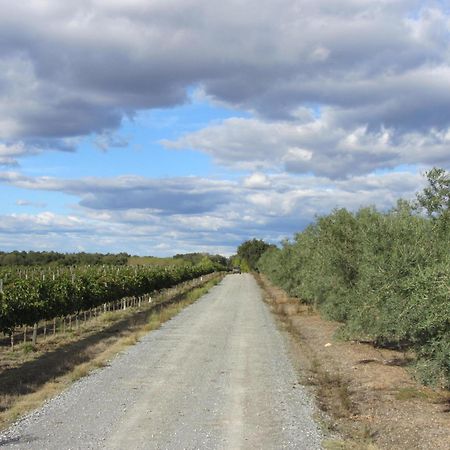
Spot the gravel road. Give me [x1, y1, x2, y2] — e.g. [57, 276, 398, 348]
[0, 274, 322, 449]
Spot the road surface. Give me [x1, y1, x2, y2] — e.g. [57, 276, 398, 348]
[0, 274, 322, 449]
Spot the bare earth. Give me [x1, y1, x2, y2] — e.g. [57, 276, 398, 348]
[0, 274, 322, 449]
[259, 275, 450, 450]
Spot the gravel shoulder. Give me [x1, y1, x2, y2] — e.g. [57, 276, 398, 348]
[0, 274, 322, 449]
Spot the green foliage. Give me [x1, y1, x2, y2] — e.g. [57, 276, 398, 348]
[236, 239, 275, 270]
[173, 252, 228, 268]
[229, 255, 250, 272]
[0, 251, 130, 267]
[257, 169, 450, 387]
[416, 167, 450, 223]
[0, 261, 217, 335]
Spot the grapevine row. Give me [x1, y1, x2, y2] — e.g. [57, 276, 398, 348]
[0, 261, 217, 335]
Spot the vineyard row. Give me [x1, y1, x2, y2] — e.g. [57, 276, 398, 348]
[0, 261, 219, 338]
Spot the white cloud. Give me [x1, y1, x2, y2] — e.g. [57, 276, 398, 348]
[164, 115, 450, 178]
[0, 169, 426, 254]
[0, 0, 448, 146]
[0, 1, 448, 254]
[243, 173, 271, 189]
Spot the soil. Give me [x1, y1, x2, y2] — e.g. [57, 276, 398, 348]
[257, 274, 450, 450]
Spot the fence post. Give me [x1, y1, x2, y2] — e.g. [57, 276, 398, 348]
[32, 323, 38, 345]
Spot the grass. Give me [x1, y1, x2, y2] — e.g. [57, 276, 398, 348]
[305, 358, 354, 419]
[21, 343, 37, 355]
[394, 387, 429, 401]
[256, 273, 381, 450]
[393, 386, 450, 407]
[0, 273, 223, 431]
[323, 439, 379, 450]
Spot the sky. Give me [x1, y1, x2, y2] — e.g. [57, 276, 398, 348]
[0, 0, 449, 256]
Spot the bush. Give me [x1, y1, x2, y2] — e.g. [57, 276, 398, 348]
[257, 169, 450, 387]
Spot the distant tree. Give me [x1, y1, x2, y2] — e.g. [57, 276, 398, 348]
[173, 253, 228, 268]
[416, 168, 450, 216]
[236, 239, 276, 270]
[0, 251, 130, 266]
[416, 167, 450, 229]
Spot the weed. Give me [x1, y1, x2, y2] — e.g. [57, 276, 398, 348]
[22, 343, 37, 355]
[394, 387, 429, 401]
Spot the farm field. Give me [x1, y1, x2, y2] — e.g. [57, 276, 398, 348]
[0, 259, 221, 347]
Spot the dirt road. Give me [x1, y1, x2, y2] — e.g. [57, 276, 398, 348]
[0, 274, 322, 449]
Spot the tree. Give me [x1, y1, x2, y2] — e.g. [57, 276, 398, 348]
[416, 167, 450, 227]
[236, 239, 276, 270]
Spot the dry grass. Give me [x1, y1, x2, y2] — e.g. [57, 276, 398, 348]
[322, 439, 379, 450]
[256, 273, 450, 450]
[0, 273, 223, 431]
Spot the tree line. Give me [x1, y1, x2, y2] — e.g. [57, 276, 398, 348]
[246, 168, 449, 387]
[0, 251, 130, 267]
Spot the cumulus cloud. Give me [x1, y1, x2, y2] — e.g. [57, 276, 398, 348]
[0, 172, 235, 215]
[0, 1, 448, 253]
[0, 142, 39, 166]
[0, 169, 425, 254]
[243, 173, 271, 189]
[164, 115, 450, 178]
[0, 0, 448, 148]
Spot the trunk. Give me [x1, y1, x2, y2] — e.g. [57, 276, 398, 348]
[23, 325, 27, 343]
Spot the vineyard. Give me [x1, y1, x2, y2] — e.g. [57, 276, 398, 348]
[257, 168, 450, 387]
[0, 260, 219, 344]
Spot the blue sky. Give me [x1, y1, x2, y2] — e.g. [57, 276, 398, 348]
[0, 0, 449, 256]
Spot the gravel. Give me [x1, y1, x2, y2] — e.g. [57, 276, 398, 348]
[0, 274, 322, 449]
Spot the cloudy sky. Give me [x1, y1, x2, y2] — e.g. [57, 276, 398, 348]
[0, 0, 449, 256]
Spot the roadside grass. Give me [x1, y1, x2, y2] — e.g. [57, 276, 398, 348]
[302, 357, 355, 421]
[256, 273, 380, 450]
[322, 439, 379, 450]
[0, 273, 223, 431]
[393, 386, 450, 406]
[257, 273, 450, 450]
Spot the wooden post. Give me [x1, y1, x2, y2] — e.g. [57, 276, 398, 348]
[23, 325, 27, 343]
[32, 323, 38, 345]
[0, 278, 3, 294]
[53, 317, 56, 335]
[10, 331, 14, 351]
